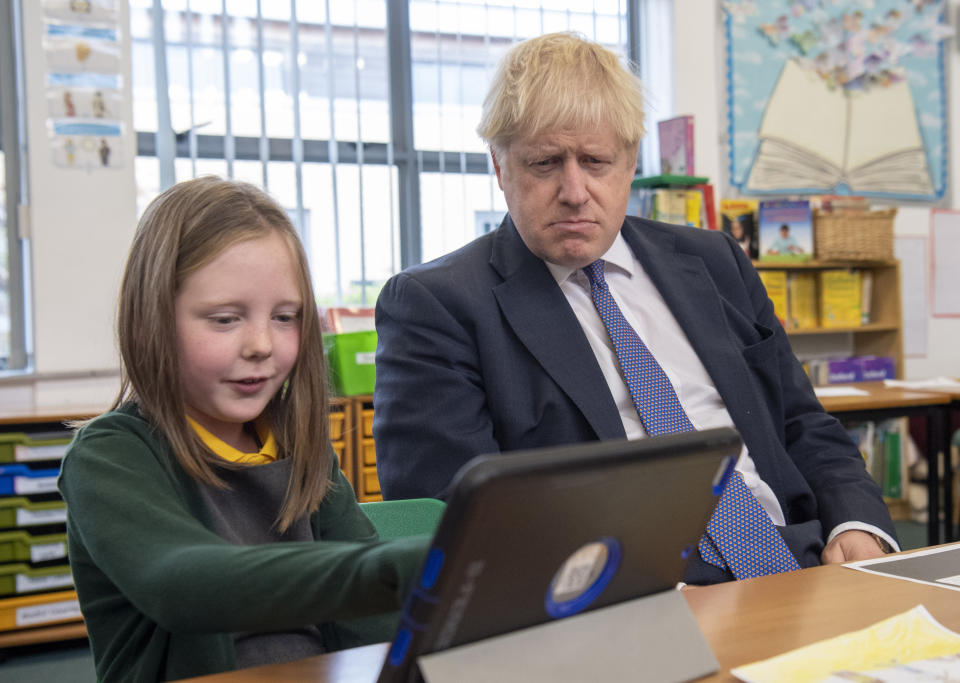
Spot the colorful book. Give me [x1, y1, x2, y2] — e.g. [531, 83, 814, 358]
[657, 115, 694, 176]
[720, 199, 758, 259]
[819, 269, 862, 328]
[652, 188, 688, 225]
[684, 189, 703, 228]
[758, 270, 788, 327]
[691, 183, 717, 230]
[758, 199, 813, 263]
[787, 271, 818, 329]
[860, 270, 873, 325]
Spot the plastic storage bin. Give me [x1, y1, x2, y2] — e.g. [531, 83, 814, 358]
[0, 464, 60, 496]
[325, 330, 377, 396]
[0, 432, 71, 463]
[0, 530, 67, 564]
[0, 562, 73, 596]
[0, 497, 67, 529]
[0, 589, 80, 631]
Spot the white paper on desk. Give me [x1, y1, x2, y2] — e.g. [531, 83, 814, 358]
[884, 377, 960, 391]
[813, 386, 870, 397]
[845, 542, 960, 592]
[732, 605, 960, 683]
[821, 653, 960, 682]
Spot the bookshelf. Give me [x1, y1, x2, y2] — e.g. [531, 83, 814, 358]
[753, 259, 903, 381]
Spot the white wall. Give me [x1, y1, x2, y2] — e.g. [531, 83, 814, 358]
[672, 0, 960, 380]
[11, 0, 135, 408]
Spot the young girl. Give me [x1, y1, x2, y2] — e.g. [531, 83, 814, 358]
[58, 176, 430, 682]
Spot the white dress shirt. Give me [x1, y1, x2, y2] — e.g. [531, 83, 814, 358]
[545, 234, 897, 551]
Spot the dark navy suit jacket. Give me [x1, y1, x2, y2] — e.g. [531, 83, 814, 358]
[373, 215, 895, 582]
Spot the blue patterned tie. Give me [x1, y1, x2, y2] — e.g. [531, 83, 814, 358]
[582, 259, 799, 579]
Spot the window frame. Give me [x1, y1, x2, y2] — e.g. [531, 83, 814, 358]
[0, 0, 29, 371]
[136, 0, 649, 302]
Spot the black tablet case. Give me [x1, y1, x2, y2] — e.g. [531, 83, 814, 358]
[378, 427, 741, 683]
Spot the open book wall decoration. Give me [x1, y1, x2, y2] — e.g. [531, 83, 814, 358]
[721, 0, 952, 201]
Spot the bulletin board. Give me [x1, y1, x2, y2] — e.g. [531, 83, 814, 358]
[721, 0, 951, 201]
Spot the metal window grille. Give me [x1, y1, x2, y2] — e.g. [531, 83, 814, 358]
[131, 0, 649, 306]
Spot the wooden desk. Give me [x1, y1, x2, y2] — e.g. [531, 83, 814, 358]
[818, 382, 951, 546]
[180, 560, 960, 682]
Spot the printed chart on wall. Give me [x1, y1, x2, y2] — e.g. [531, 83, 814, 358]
[721, 0, 952, 201]
[931, 210, 960, 317]
[894, 235, 928, 358]
[42, 0, 125, 172]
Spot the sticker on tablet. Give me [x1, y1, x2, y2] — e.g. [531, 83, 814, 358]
[545, 537, 621, 619]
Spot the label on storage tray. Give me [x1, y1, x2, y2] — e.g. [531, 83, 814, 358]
[15, 443, 69, 462]
[355, 351, 376, 365]
[13, 475, 58, 495]
[30, 541, 67, 563]
[16, 571, 74, 594]
[16, 507, 67, 526]
[16, 598, 81, 627]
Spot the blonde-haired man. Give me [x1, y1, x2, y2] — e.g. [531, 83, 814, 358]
[374, 33, 896, 584]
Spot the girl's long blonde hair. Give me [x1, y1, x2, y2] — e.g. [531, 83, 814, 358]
[113, 176, 330, 531]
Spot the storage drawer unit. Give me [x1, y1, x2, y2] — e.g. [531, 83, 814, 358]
[355, 397, 381, 502]
[329, 397, 354, 490]
[0, 415, 91, 645]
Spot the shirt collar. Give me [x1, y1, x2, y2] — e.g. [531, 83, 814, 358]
[544, 232, 636, 285]
[187, 416, 278, 465]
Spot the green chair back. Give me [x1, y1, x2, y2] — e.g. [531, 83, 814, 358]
[360, 498, 445, 540]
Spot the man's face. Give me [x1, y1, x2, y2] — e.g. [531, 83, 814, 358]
[492, 125, 638, 268]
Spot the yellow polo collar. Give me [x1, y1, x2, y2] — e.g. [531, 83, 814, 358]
[187, 416, 278, 465]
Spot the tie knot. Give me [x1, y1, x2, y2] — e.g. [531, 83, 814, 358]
[582, 259, 606, 289]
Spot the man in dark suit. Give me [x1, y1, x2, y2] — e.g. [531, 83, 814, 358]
[373, 32, 896, 583]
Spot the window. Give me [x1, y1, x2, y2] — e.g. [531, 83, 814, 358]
[132, 0, 660, 306]
[0, 0, 28, 370]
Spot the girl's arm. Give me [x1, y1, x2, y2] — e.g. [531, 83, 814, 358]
[59, 416, 429, 634]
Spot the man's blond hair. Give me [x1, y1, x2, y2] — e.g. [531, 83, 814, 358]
[477, 32, 645, 153]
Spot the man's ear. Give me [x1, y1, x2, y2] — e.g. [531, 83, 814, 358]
[490, 148, 505, 192]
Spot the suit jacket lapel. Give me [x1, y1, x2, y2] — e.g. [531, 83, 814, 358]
[489, 218, 626, 441]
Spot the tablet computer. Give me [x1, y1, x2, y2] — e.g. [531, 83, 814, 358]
[377, 427, 741, 683]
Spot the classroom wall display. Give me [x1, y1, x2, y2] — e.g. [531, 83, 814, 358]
[721, 0, 952, 201]
[41, 0, 124, 171]
[41, 0, 118, 25]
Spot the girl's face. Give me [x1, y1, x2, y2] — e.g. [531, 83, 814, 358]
[175, 230, 302, 450]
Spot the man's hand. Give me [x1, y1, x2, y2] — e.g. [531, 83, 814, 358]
[821, 530, 886, 564]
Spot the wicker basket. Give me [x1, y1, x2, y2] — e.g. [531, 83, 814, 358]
[813, 207, 896, 261]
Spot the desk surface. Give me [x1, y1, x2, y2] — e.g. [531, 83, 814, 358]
[181, 559, 960, 682]
[817, 382, 950, 413]
[1, 382, 945, 425]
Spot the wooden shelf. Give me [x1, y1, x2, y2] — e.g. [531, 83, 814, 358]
[753, 260, 903, 379]
[0, 620, 86, 648]
[752, 259, 897, 269]
[787, 323, 899, 335]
